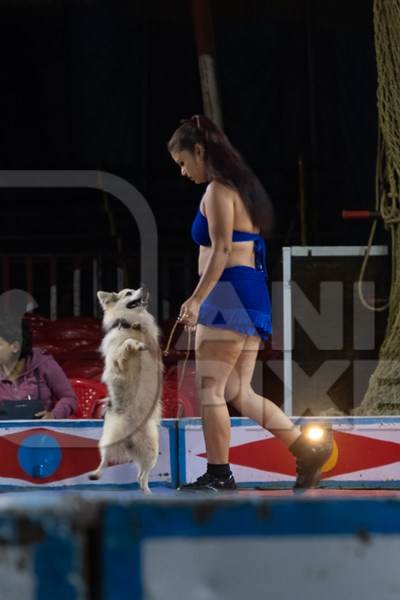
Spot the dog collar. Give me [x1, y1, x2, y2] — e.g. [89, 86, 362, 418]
[108, 318, 139, 332]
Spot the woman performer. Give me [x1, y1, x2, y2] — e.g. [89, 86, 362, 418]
[168, 115, 332, 491]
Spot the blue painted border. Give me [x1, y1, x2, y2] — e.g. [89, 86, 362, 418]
[34, 522, 84, 600]
[101, 505, 143, 600]
[0, 418, 181, 429]
[104, 497, 400, 537]
[178, 420, 187, 486]
[0, 419, 104, 429]
[163, 418, 178, 488]
[178, 416, 400, 427]
[1, 416, 400, 429]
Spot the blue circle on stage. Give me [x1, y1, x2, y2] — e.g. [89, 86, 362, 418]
[18, 434, 62, 478]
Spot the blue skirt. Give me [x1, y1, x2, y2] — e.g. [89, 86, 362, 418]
[197, 266, 272, 340]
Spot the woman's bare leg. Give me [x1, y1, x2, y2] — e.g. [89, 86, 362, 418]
[224, 335, 333, 490]
[225, 335, 301, 447]
[195, 325, 247, 463]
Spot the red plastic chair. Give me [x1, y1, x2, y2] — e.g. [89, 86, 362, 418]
[69, 378, 108, 418]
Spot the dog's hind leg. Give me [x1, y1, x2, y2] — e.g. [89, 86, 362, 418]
[138, 469, 151, 495]
[89, 449, 107, 481]
[136, 469, 148, 494]
[136, 444, 158, 494]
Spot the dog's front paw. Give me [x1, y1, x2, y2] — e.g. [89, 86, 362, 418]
[114, 355, 127, 372]
[125, 339, 147, 353]
[114, 339, 147, 371]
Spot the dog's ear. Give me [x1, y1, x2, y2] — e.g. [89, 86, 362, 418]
[141, 289, 150, 307]
[97, 291, 117, 310]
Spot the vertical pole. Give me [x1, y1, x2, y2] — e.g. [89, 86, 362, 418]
[2, 256, 10, 294]
[283, 247, 293, 415]
[1, 256, 11, 312]
[298, 155, 307, 245]
[305, 0, 318, 243]
[192, 0, 223, 127]
[161, 254, 170, 322]
[141, 2, 149, 194]
[73, 258, 81, 317]
[93, 258, 98, 318]
[49, 257, 57, 321]
[25, 256, 33, 299]
[117, 266, 124, 292]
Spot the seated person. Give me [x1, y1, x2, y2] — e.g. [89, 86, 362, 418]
[0, 317, 76, 418]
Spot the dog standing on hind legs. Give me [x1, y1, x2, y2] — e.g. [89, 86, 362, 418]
[89, 287, 163, 493]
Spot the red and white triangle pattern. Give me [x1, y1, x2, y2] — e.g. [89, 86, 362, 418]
[186, 424, 400, 484]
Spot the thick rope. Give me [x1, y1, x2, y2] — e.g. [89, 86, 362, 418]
[357, 132, 390, 312]
[353, 0, 400, 415]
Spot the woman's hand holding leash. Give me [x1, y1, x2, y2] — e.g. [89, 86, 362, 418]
[178, 296, 200, 331]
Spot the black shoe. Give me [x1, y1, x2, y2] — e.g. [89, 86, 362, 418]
[291, 433, 333, 491]
[178, 471, 237, 492]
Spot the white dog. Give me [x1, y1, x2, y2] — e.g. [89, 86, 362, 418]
[89, 287, 163, 493]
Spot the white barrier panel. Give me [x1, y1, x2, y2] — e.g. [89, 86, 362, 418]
[179, 417, 400, 488]
[102, 495, 400, 600]
[0, 419, 177, 489]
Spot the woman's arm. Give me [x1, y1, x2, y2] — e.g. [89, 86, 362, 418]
[179, 181, 234, 326]
[42, 358, 77, 418]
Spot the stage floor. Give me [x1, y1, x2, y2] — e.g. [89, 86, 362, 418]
[0, 485, 399, 504]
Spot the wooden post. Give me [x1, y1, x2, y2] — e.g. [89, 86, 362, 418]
[192, 0, 223, 127]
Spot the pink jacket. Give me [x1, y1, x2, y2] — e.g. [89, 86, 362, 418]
[0, 348, 76, 418]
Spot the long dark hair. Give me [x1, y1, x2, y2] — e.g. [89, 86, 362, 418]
[0, 317, 33, 360]
[167, 114, 274, 237]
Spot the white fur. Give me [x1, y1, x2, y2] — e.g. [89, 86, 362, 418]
[89, 288, 163, 493]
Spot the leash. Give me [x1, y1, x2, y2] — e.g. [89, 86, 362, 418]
[163, 318, 195, 417]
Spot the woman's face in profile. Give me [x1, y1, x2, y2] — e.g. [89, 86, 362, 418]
[0, 336, 17, 367]
[171, 145, 207, 184]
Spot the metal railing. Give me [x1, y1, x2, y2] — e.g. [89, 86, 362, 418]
[1, 253, 125, 319]
[0, 249, 197, 321]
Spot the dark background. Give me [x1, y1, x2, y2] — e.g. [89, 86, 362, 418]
[0, 0, 386, 319]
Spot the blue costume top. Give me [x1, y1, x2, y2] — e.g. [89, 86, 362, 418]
[191, 208, 267, 273]
[191, 207, 272, 340]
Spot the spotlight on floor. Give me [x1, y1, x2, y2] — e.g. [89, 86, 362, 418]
[301, 422, 332, 445]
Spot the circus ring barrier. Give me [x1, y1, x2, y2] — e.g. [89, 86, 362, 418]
[0, 417, 399, 490]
